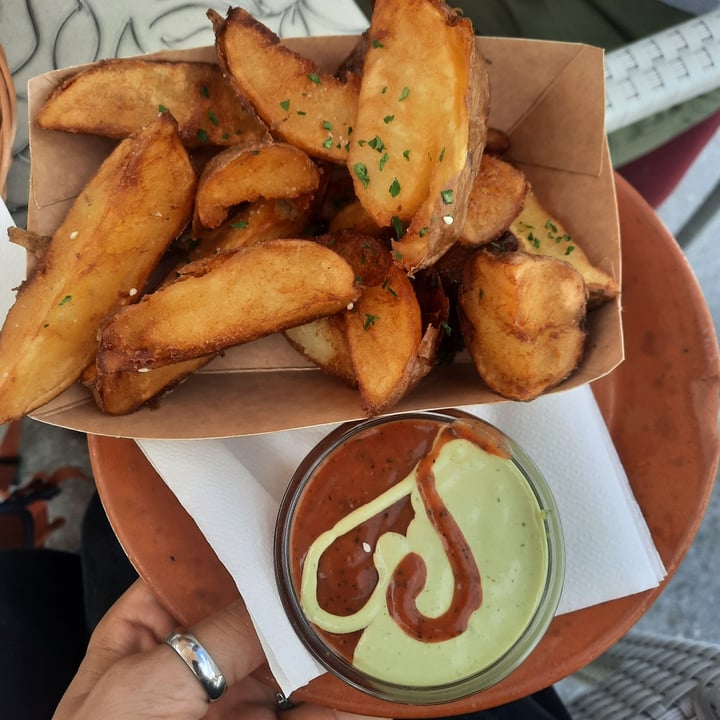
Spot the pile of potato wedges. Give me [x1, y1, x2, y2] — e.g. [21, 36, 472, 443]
[0, 0, 619, 425]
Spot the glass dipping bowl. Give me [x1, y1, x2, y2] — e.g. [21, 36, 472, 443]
[274, 409, 565, 705]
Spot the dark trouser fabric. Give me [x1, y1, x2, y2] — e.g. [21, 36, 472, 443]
[0, 492, 137, 720]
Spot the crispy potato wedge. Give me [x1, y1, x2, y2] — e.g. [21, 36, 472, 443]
[93, 196, 315, 414]
[284, 316, 356, 387]
[461, 154, 530, 246]
[194, 140, 321, 229]
[0, 114, 196, 423]
[189, 195, 315, 259]
[322, 232, 428, 415]
[36, 59, 267, 148]
[97, 239, 360, 373]
[510, 189, 620, 308]
[458, 249, 587, 402]
[92, 357, 213, 415]
[211, 7, 359, 164]
[346, 0, 489, 274]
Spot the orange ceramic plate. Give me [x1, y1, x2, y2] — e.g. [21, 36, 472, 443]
[89, 175, 720, 717]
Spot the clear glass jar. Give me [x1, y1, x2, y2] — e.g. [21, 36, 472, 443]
[274, 409, 565, 705]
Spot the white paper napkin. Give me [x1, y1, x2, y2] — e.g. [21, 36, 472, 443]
[0, 198, 25, 322]
[137, 386, 666, 697]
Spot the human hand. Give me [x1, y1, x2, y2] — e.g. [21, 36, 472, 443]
[53, 578, 384, 720]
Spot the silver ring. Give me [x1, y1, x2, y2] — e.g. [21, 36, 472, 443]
[165, 631, 227, 702]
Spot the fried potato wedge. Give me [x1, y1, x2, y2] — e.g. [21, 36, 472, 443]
[346, 0, 489, 274]
[92, 357, 213, 415]
[284, 316, 356, 387]
[93, 196, 315, 414]
[194, 140, 321, 229]
[97, 239, 360, 373]
[211, 7, 359, 164]
[36, 59, 267, 148]
[0, 114, 196, 423]
[320, 232, 428, 414]
[461, 154, 529, 246]
[458, 249, 587, 402]
[328, 199, 384, 236]
[510, 189, 620, 308]
[189, 195, 314, 259]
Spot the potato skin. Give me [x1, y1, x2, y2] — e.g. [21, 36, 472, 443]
[96, 239, 361, 372]
[458, 250, 588, 401]
[345, 0, 489, 274]
[36, 59, 267, 147]
[212, 7, 359, 164]
[0, 114, 196, 423]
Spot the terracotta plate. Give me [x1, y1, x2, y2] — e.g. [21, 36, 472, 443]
[89, 175, 720, 717]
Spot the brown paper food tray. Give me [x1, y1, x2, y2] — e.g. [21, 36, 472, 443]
[25, 36, 622, 440]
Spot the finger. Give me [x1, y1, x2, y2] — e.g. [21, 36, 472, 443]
[171, 593, 265, 689]
[53, 580, 179, 718]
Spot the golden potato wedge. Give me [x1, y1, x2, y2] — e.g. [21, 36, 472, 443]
[461, 154, 530, 246]
[36, 59, 267, 148]
[346, 0, 489, 274]
[93, 195, 315, 414]
[92, 356, 213, 415]
[319, 232, 427, 414]
[188, 195, 315, 259]
[284, 316, 356, 388]
[211, 7, 359, 164]
[194, 140, 321, 229]
[510, 189, 620, 308]
[0, 113, 196, 423]
[97, 239, 360, 373]
[458, 249, 588, 402]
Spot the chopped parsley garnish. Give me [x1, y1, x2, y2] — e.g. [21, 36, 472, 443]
[391, 215, 404, 238]
[403, 149, 411, 160]
[200, 85, 210, 98]
[363, 313, 380, 330]
[399, 86, 410, 101]
[565, 245, 575, 255]
[438, 146, 445, 161]
[440, 189, 454, 204]
[353, 162, 370, 188]
[322, 136, 334, 148]
[379, 153, 389, 171]
[58, 295, 72, 306]
[368, 135, 385, 152]
[158, 104, 169, 113]
[372, 39, 384, 48]
[231, 221, 249, 229]
[280, 99, 290, 111]
[208, 110, 219, 125]
[389, 178, 401, 197]
[296, 110, 306, 116]
[322, 120, 333, 130]
[382, 279, 398, 297]
[441, 321, 452, 336]
[197, 129, 209, 143]
[383, 114, 395, 124]
[307, 73, 321, 84]
[418, 226, 429, 237]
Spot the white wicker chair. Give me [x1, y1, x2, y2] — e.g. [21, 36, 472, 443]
[559, 631, 720, 720]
